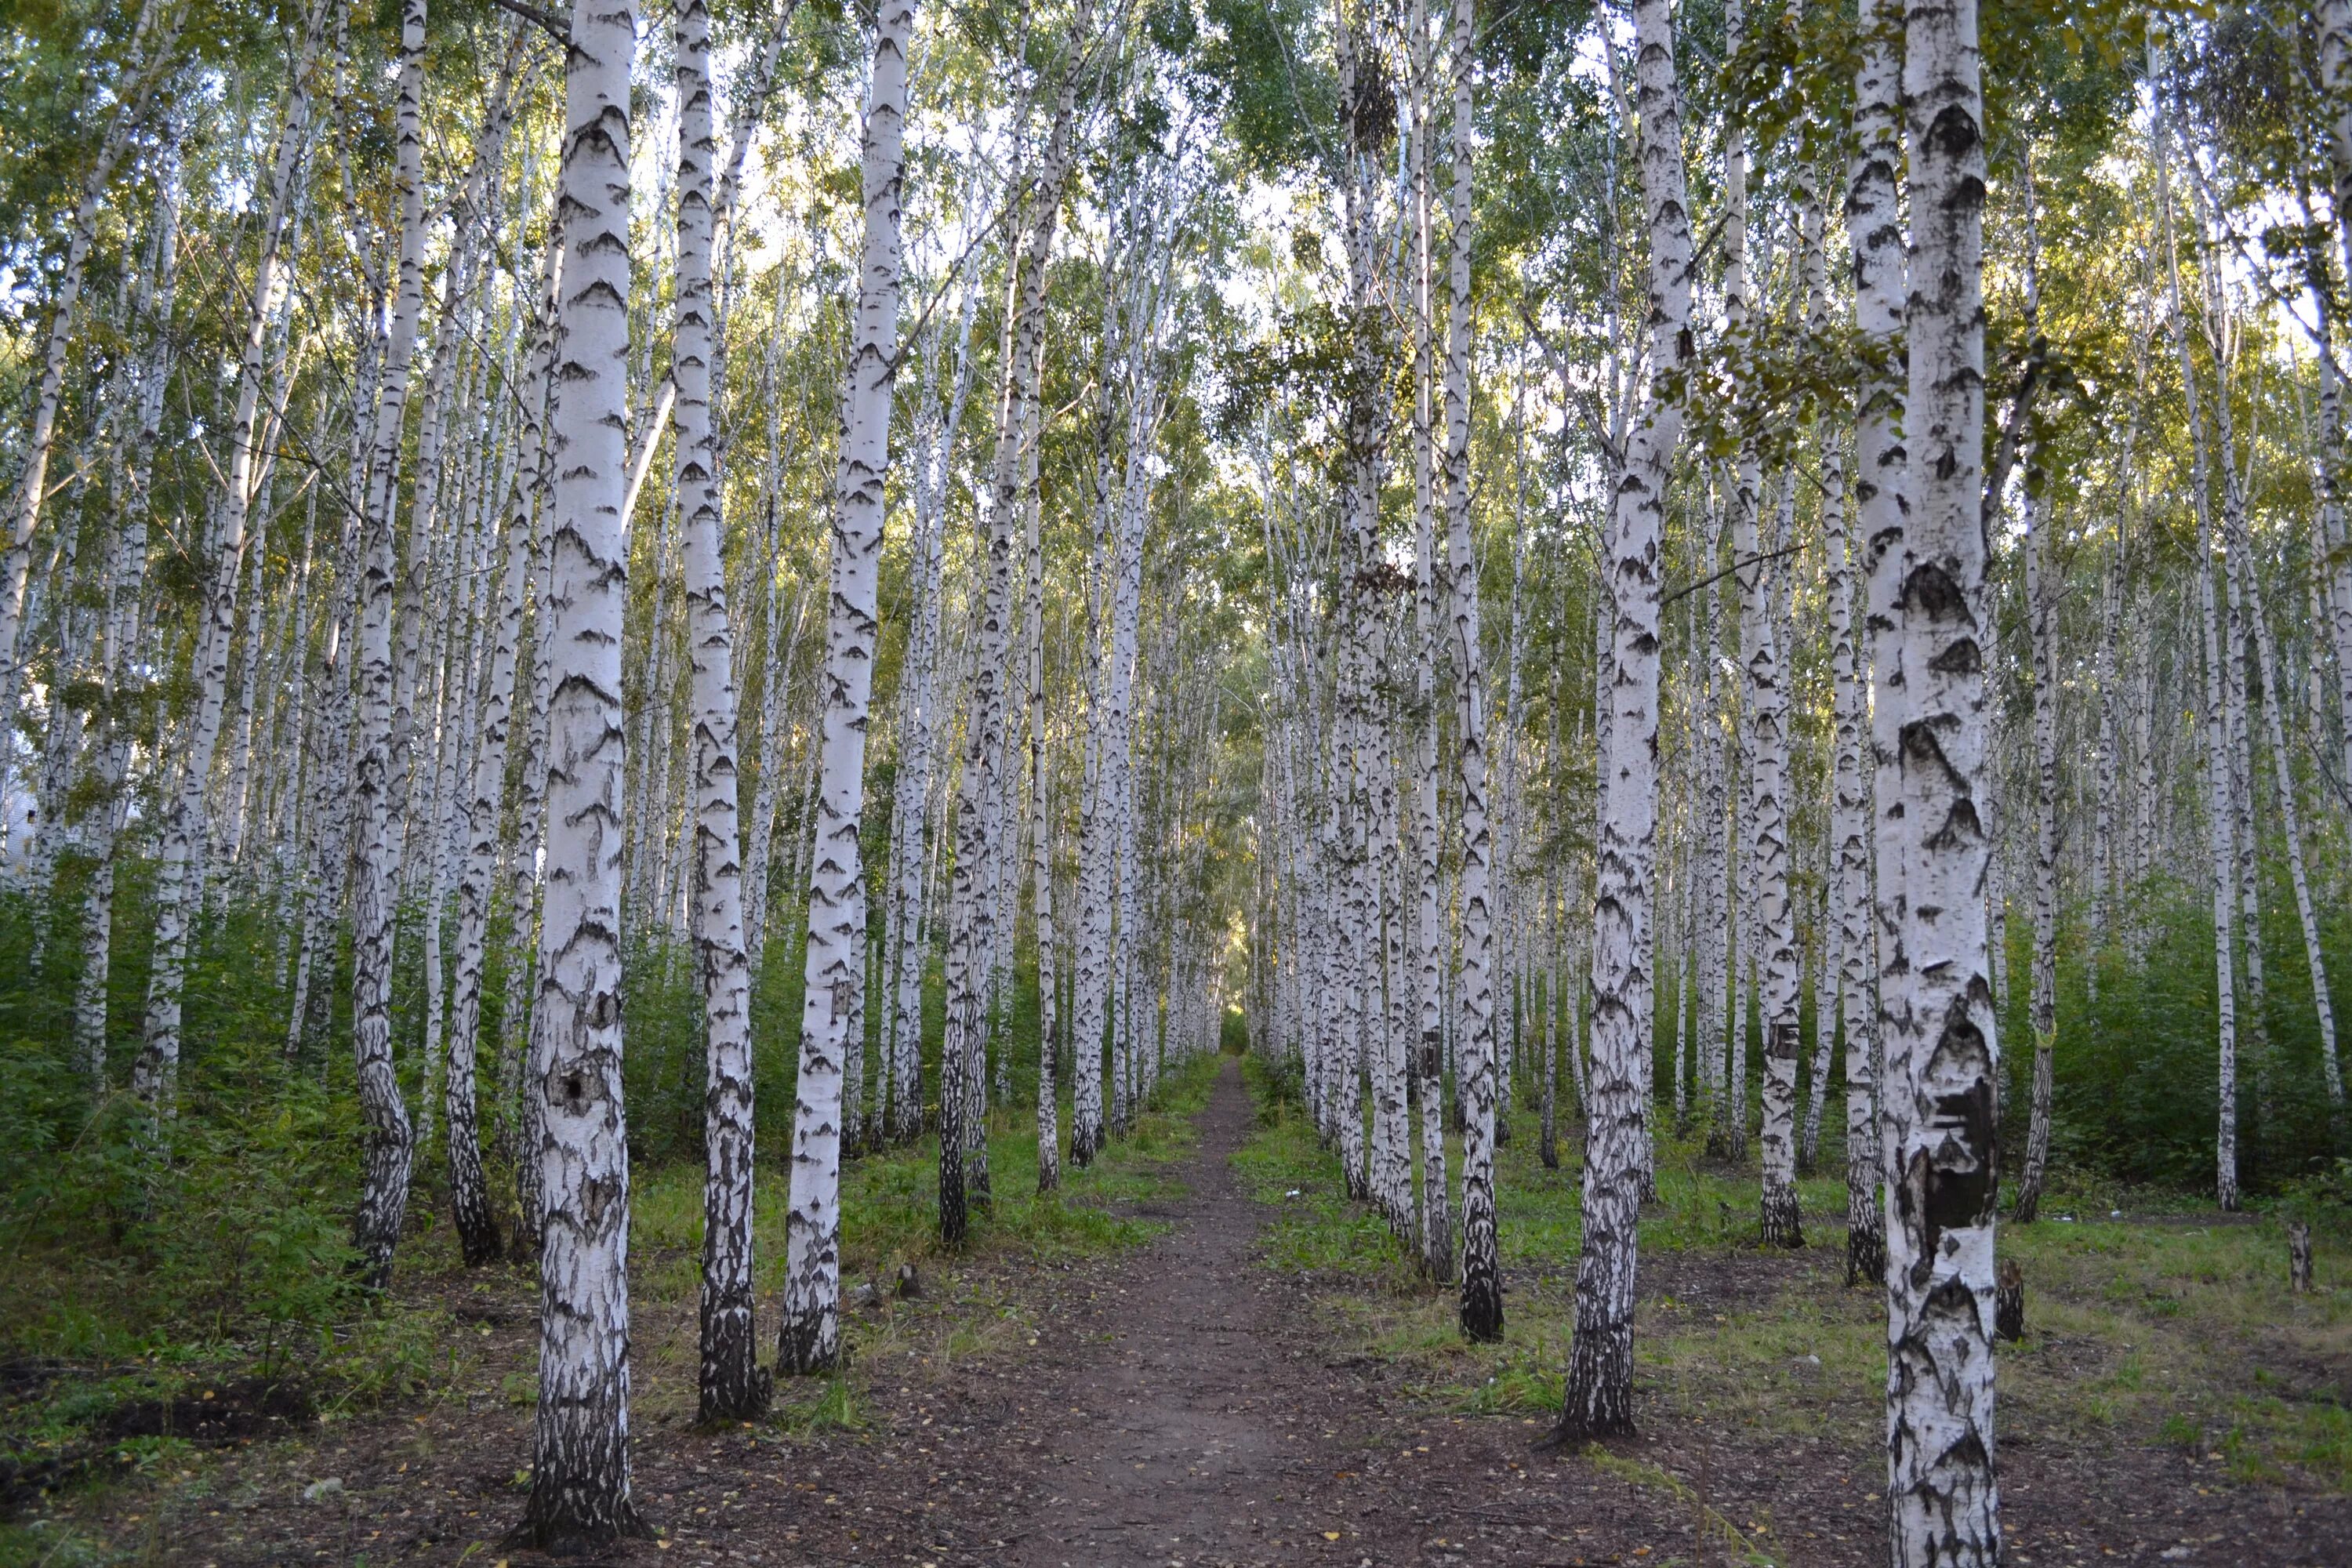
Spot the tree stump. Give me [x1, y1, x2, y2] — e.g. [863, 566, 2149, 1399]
[2289, 1221, 2314, 1294]
[1994, 1259, 2025, 1341]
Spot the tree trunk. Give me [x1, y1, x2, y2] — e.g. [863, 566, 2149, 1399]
[1557, 0, 1690, 1444]
[521, 0, 644, 1541]
[342, 0, 432, 1287]
[1436, 0, 1500, 1343]
[1880, 0, 2001, 1557]
[1402, 0, 1452, 1284]
[2015, 470, 2058, 1225]
[2154, 76, 2240, 1213]
[673, 0, 766, 1418]
[130, 0, 325, 1112]
[780, 0, 913, 1370]
[445, 231, 558, 1271]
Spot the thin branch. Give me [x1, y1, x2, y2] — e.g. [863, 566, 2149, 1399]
[1661, 544, 1799, 609]
[486, 0, 568, 46]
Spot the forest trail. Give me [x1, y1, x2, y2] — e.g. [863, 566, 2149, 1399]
[99, 1060, 2352, 1566]
[1010, 1055, 1365, 1564]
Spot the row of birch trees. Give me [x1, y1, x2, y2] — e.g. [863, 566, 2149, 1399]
[12, 0, 2352, 1554]
[0, 0, 1251, 1543]
[1236, 2, 2352, 1566]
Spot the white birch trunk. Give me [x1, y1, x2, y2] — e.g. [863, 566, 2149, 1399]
[671, 0, 766, 1419]
[2245, 551, 2343, 1106]
[2014, 477, 2058, 1225]
[1439, 0, 1500, 1342]
[445, 234, 558, 1271]
[781, 0, 912, 1370]
[73, 135, 183, 1081]
[1880, 0, 2001, 1556]
[343, 0, 432, 1285]
[130, 0, 325, 1110]
[2154, 79, 2239, 1213]
[1558, 0, 1690, 1442]
[524, 0, 643, 1539]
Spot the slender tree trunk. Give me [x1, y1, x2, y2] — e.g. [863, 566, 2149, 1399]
[343, 0, 432, 1286]
[2014, 473, 2059, 1224]
[521, 0, 644, 1541]
[131, 0, 325, 1111]
[781, 0, 912, 1367]
[2243, 518, 2341, 1106]
[671, 0, 767, 1417]
[1028, 425, 1062, 1191]
[1824, 414, 1881, 1285]
[1436, 0, 1500, 1342]
[1556, 0, 1691, 1443]
[2154, 73, 2239, 1213]
[444, 233, 558, 1270]
[1405, 0, 1452, 1283]
[74, 131, 183, 1082]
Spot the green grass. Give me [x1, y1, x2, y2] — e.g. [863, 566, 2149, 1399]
[1232, 1053, 2352, 1494]
[0, 1046, 1221, 1559]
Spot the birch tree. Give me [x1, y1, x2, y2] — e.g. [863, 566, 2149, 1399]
[1556, 0, 1692, 1443]
[1878, 0, 2002, 1556]
[782, 0, 913, 1369]
[676, 0, 764, 1417]
[521, 0, 644, 1541]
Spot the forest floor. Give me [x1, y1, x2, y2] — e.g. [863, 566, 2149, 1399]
[6, 1054, 2351, 1566]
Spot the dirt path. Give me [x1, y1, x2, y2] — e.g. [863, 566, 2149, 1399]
[115, 1056, 2352, 1566]
[1008, 1054, 1385, 1564]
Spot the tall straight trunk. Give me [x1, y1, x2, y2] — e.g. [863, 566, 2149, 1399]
[1726, 66, 1801, 1240]
[745, 575, 808, 960]
[1438, 0, 1500, 1344]
[887, 320, 967, 1143]
[2154, 73, 2238, 1212]
[2014, 474, 2058, 1224]
[1027, 427, 1062, 1192]
[2089, 530, 2119, 970]
[1332, 6, 1388, 1207]
[1540, 870, 1559, 1169]
[1380, 717, 1415, 1231]
[2315, 332, 2352, 790]
[131, 0, 325, 1109]
[1879, 0, 2001, 1559]
[1850, 0, 1905, 1295]
[1556, 0, 1690, 1443]
[504, 491, 560, 1258]
[2321, 0, 2352, 785]
[1406, 0, 1451, 1283]
[445, 234, 558, 1270]
[2244, 550, 2343, 1105]
[1697, 586, 1727, 1142]
[406, 67, 520, 1156]
[343, 0, 431, 1287]
[674, 0, 765, 1418]
[522, 0, 644, 1541]
[781, 0, 912, 1367]
[74, 132, 183, 1081]
[1802, 873, 1837, 1173]
[1823, 404, 1880, 1283]
[0, 0, 181, 753]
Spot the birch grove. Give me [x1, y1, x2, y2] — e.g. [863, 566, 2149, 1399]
[7, 0, 2352, 1555]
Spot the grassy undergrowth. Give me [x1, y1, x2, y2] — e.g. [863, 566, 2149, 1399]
[0, 1049, 1218, 1557]
[1235, 1053, 2352, 1494]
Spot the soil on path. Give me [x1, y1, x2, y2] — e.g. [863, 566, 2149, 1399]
[92, 1057, 2352, 1566]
